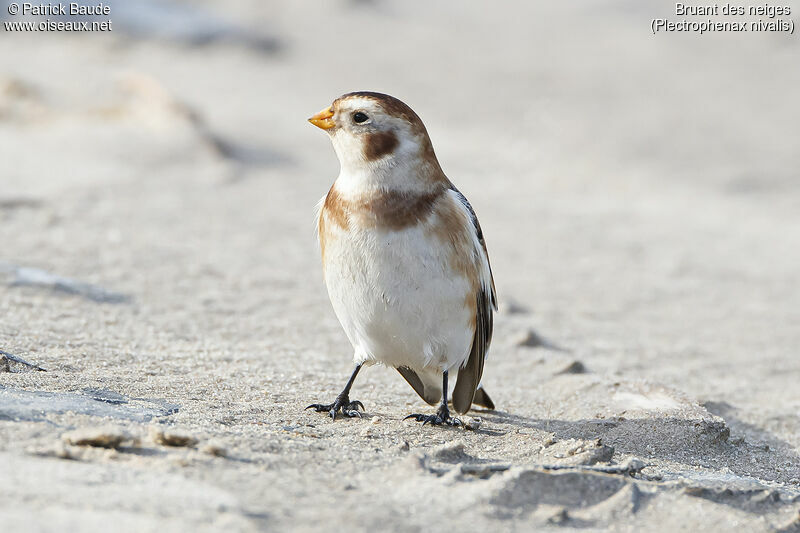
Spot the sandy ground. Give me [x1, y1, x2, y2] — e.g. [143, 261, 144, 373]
[1, 1, 799, 531]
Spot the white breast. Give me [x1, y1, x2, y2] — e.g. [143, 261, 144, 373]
[322, 219, 474, 372]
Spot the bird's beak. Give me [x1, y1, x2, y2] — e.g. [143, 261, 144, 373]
[308, 106, 335, 130]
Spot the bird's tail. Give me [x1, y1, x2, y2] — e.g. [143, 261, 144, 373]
[397, 366, 496, 411]
[472, 384, 495, 410]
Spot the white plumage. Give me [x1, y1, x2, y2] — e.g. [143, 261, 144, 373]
[307, 91, 496, 425]
[321, 190, 476, 372]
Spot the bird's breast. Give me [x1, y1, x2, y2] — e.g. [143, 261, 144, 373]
[317, 186, 479, 369]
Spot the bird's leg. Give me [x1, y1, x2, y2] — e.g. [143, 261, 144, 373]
[404, 370, 462, 427]
[305, 364, 365, 420]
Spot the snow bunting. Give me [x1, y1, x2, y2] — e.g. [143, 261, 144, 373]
[306, 91, 496, 426]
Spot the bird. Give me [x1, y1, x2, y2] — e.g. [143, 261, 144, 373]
[306, 91, 496, 426]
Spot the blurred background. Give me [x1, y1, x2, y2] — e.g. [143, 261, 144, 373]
[1, 1, 799, 529]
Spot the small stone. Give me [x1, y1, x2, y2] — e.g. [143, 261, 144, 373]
[547, 508, 569, 525]
[502, 298, 530, 314]
[149, 426, 198, 447]
[556, 360, 586, 374]
[607, 457, 647, 475]
[62, 426, 132, 449]
[0, 350, 45, 372]
[464, 417, 482, 430]
[199, 440, 227, 457]
[399, 440, 410, 451]
[370, 416, 382, 424]
[514, 329, 545, 348]
[542, 437, 614, 466]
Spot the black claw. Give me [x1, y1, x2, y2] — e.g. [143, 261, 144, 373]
[305, 396, 365, 421]
[404, 371, 463, 427]
[404, 407, 461, 427]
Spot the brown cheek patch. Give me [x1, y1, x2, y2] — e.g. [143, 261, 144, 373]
[363, 131, 399, 161]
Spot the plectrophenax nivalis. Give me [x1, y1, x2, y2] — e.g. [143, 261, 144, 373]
[306, 92, 496, 426]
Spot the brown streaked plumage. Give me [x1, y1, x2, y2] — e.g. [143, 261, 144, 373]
[322, 186, 448, 232]
[360, 189, 442, 229]
[318, 184, 444, 267]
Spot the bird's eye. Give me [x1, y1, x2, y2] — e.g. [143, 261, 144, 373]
[352, 112, 369, 124]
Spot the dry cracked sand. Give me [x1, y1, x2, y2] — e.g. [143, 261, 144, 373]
[1, 1, 799, 531]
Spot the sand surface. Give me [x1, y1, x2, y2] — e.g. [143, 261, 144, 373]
[1, 1, 799, 531]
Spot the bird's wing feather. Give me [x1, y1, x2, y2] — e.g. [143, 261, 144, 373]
[396, 366, 441, 405]
[448, 188, 497, 310]
[453, 288, 493, 414]
[472, 384, 495, 410]
[447, 188, 496, 414]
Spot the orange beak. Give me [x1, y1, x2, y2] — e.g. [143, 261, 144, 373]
[308, 106, 335, 130]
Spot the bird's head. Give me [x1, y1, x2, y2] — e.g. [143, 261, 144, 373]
[309, 92, 445, 192]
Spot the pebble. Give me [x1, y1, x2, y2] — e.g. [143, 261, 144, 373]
[464, 417, 482, 430]
[199, 440, 227, 457]
[62, 426, 132, 449]
[149, 426, 198, 447]
[514, 329, 545, 348]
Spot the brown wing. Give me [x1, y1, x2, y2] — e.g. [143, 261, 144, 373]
[448, 187, 496, 415]
[396, 366, 441, 405]
[472, 385, 495, 410]
[449, 188, 497, 310]
[452, 287, 494, 414]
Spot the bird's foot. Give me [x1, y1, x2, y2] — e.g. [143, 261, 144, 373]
[404, 404, 462, 427]
[305, 393, 364, 420]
